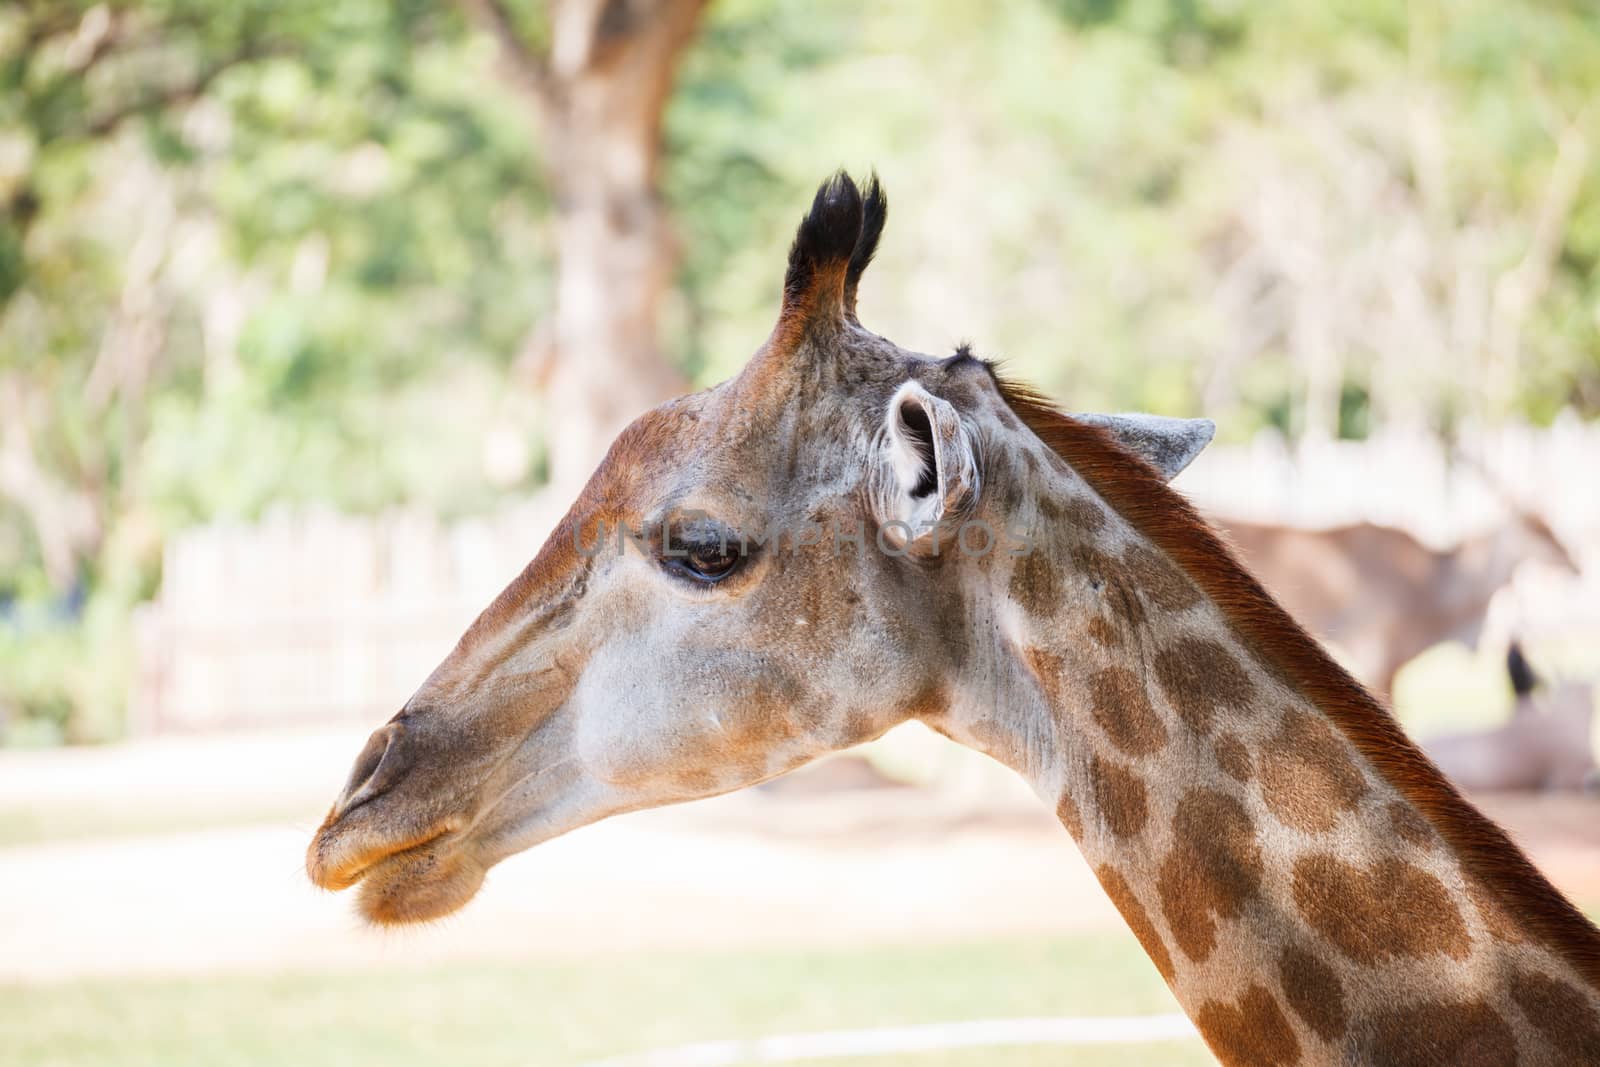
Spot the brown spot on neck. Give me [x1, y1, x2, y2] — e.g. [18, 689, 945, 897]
[1021, 646, 1067, 709]
[1193, 983, 1302, 1067]
[1388, 799, 1437, 850]
[1291, 853, 1470, 964]
[1096, 863, 1175, 984]
[1062, 538, 1143, 627]
[1467, 875, 1528, 945]
[1510, 967, 1600, 1061]
[1214, 732, 1253, 782]
[1156, 788, 1263, 962]
[1085, 614, 1123, 648]
[1088, 665, 1168, 756]
[1008, 549, 1059, 619]
[1355, 998, 1516, 1067]
[1258, 708, 1367, 833]
[1058, 494, 1108, 534]
[1055, 791, 1083, 838]
[1089, 754, 1149, 839]
[1123, 542, 1201, 611]
[1278, 944, 1347, 1043]
[1153, 638, 1256, 735]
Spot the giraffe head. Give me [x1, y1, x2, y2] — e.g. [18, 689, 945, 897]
[306, 173, 1213, 924]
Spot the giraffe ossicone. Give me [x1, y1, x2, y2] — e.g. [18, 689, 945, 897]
[1070, 411, 1215, 480]
[309, 172, 1600, 1065]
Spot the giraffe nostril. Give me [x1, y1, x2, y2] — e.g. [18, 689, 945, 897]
[334, 722, 412, 818]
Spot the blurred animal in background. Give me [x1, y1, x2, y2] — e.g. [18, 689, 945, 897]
[1220, 513, 1578, 700]
[1423, 643, 1597, 792]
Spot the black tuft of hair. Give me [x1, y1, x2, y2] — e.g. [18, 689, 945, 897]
[1507, 641, 1540, 699]
[845, 172, 887, 319]
[782, 171, 888, 325]
[784, 172, 862, 308]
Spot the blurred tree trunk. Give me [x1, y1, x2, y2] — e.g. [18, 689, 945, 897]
[0, 376, 102, 590]
[460, 0, 704, 491]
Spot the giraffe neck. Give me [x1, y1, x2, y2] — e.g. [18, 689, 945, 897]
[940, 444, 1600, 1066]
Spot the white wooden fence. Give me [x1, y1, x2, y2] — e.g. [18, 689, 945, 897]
[129, 423, 1600, 734]
[129, 498, 563, 733]
[1175, 416, 1600, 555]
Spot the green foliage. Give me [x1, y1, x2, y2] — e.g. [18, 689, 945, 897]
[1, 1, 552, 737]
[0, 594, 129, 745]
[665, 0, 1600, 433]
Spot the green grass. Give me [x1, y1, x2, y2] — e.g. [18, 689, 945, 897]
[0, 935, 1206, 1067]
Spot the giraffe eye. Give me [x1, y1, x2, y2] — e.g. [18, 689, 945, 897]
[659, 525, 748, 585]
[676, 542, 744, 582]
[663, 542, 744, 584]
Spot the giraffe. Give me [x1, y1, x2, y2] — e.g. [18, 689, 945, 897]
[1219, 515, 1578, 701]
[308, 173, 1600, 1065]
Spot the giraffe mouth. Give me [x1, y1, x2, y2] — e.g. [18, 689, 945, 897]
[306, 713, 603, 924]
[305, 811, 462, 891]
[350, 830, 487, 925]
[306, 810, 492, 925]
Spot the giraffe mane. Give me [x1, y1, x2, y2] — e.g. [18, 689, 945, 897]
[991, 371, 1600, 989]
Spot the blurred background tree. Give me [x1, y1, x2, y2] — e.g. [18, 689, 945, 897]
[1, 0, 1597, 741]
[2, 0, 551, 738]
[457, 0, 704, 491]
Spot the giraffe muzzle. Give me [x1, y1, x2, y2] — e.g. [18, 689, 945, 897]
[306, 718, 468, 895]
[329, 720, 413, 821]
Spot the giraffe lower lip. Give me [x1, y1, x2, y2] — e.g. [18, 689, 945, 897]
[354, 830, 452, 882]
[308, 822, 457, 891]
[353, 831, 486, 925]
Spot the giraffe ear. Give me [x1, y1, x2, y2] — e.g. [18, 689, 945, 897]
[869, 381, 981, 556]
[1073, 412, 1215, 481]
